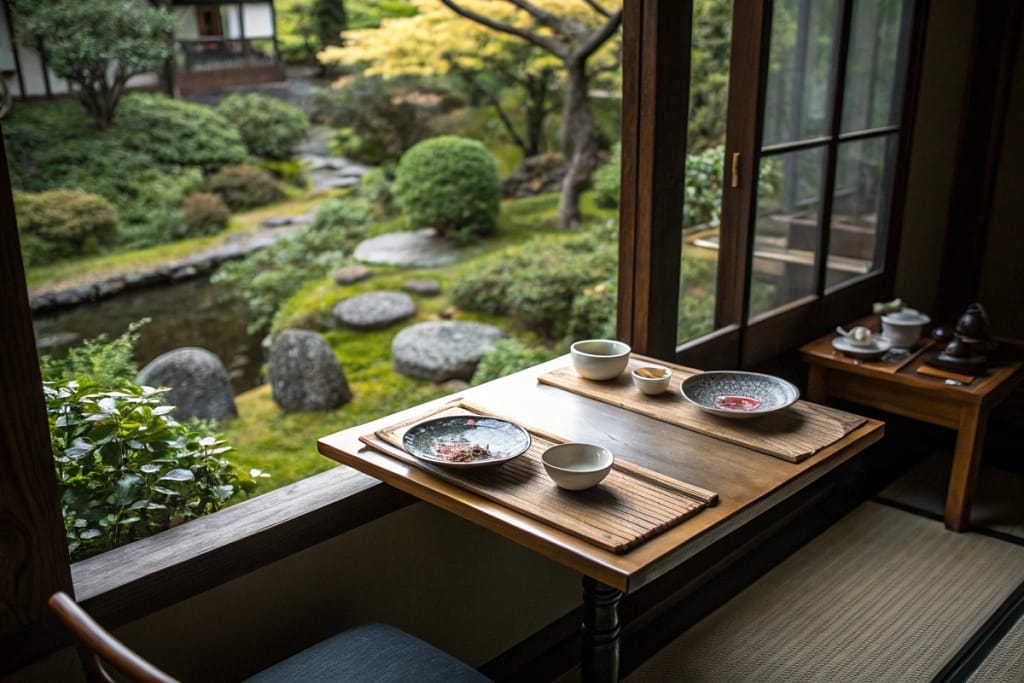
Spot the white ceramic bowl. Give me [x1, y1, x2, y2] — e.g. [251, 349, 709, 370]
[631, 365, 672, 395]
[570, 339, 631, 380]
[541, 443, 614, 490]
[881, 308, 931, 348]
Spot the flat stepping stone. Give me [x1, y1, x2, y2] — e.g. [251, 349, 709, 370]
[334, 265, 374, 285]
[353, 229, 457, 267]
[333, 291, 416, 330]
[392, 321, 505, 382]
[403, 278, 441, 296]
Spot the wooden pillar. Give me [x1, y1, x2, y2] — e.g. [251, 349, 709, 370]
[0, 128, 73, 673]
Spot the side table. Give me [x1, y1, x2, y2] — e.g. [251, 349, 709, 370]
[800, 330, 1023, 531]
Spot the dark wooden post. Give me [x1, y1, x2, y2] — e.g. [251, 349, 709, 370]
[0, 127, 73, 673]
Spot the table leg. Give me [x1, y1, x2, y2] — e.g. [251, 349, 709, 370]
[945, 405, 989, 531]
[581, 576, 622, 683]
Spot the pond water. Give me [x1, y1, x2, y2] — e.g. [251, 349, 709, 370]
[33, 276, 265, 394]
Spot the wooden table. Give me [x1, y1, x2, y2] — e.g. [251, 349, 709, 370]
[800, 329, 1024, 531]
[318, 356, 883, 681]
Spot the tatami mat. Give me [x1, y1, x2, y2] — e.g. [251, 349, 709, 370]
[623, 502, 1024, 683]
[879, 451, 1024, 539]
[967, 611, 1024, 683]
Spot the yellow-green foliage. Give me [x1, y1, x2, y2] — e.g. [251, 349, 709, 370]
[15, 188, 118, 265]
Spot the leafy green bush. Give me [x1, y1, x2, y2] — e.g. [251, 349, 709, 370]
[354, 163, 397, 219]
[216, 93, 310, 160]
[451, 225, 618, 341]
[213, 199, 371, 332]
[567, 280, 618, 342]
[5, 96, 244, 252]
[15, 189, 118, 265]
[46, 378, 245, 561]
[39, 320, 146, 387]
[39, 323, 256, 561]
[181, 192, 231, 237]
[115, 94, 249, 172]
[258, 159, 308, 188]
[593, 142, 621, 209]
[471, 338, 558, 385]
[393, 136, 500, 244]
[205, 164, 285, 211]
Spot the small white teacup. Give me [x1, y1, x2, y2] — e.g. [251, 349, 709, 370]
[837, 326, 875, 347]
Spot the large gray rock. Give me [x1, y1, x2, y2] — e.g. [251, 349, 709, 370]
[332, 291, 416, 330]
[136, 347, 237, 421]
[392, 321, 506, 382]
[268, 329, 352, 411]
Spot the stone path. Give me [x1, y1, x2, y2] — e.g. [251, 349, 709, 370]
[353, 229, 459, 267]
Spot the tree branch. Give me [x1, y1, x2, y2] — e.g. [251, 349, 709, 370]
[582, 0, 612, 18]
[506, 0, 588, 37]
[575, 10, 622, 62]
[441, 0, 568, 59]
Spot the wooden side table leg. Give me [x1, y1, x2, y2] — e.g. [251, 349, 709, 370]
[806, 366, 828, 404]
[945, 405, 989, 531]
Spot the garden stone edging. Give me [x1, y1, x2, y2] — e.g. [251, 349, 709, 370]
[29, 228, 296, 315]
[392, 320, 506, 382]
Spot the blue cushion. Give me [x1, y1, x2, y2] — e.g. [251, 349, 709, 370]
[242, 623, 492, 682]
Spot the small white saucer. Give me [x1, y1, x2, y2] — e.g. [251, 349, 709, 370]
[832, 335, 892, 359]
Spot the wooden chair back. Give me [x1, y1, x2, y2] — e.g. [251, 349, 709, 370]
[48, 592, 180, 683]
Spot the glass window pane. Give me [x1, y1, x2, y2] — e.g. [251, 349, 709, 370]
[748, 147, 827, 318]
[762, 0, 840, 146]
[841, 0, 911, 132]
[826, 135, 897, 289]
[679, 0, 733, 344]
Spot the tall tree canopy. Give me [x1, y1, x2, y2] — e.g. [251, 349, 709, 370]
[441, 0, 622, 228]
[323, 0, 621, 228]
[12, 0, 174, 130]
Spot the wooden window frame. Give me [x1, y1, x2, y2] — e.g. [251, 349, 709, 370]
[619, 0, 929, 370]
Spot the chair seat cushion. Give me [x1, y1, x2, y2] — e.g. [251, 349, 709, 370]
[242, 623, 492, 682]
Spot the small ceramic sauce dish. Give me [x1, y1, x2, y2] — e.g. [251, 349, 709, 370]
[541, 443, 614, 490]
[836, 325, 875, 347]
[631, 365, 672, 395]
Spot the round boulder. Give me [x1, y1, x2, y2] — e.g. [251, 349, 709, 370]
[403, 278, 441, 297]
[136, 347, 237, 421]
[268, 329, 352, 411]
[332, 291, 416, 330]
[392, 321, 506, 382]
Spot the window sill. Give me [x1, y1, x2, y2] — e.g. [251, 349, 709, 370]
[71, 465, 415, 627]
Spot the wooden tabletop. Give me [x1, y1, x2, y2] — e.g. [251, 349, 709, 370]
[318, 356, 884, 593]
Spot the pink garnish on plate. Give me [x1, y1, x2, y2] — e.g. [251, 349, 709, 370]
[465, 418, 476, 425]
[714, 395, 761, 411]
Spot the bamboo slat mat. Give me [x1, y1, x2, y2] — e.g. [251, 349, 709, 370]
[539, 364, 867, 463]
[361, 401, 718, 554]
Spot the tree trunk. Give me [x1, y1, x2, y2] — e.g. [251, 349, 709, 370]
[558, 58, 599, 229]
[524, 70, 554, 157]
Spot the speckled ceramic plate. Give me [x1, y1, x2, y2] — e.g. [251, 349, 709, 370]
[402, 416, 531, 468]
[680, 371, 800, 419]
[832, 335, 892, 359]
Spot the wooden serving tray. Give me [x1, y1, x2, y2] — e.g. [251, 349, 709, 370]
[362, 401, 718, 554]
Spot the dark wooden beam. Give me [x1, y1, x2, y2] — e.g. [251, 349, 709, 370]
[0, 124, 74, 672]
[936, 1, 1022, 323]
[616, 0, 692, 360]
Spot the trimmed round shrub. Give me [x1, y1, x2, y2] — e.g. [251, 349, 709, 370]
[392, 135, 500, 244]
[216, 93, 310, 161]
[15, 189, 118, 265]
[205, 164, 285, 211]
[181, 192, 231, 236]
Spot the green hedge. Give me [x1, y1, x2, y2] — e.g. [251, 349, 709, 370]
[205, 164, 285, 211]
[15, 189, 118, 265]
[216, 93, 309, 160]
[393, 135, 500, 245]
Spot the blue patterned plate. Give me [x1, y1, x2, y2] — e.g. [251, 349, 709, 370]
[402, 416, 531, 468]
[680, 371, 800, 419]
